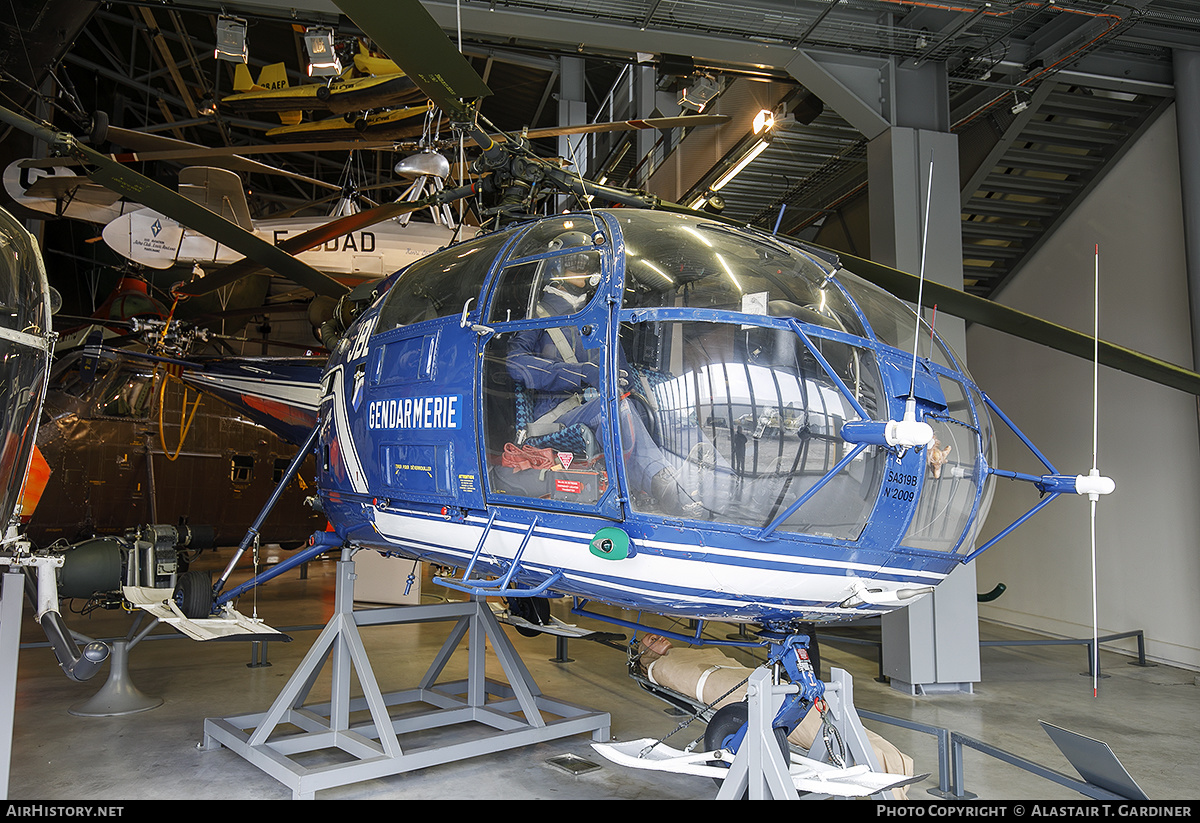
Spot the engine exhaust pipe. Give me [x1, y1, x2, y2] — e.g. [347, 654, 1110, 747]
[23, 567, 109, 682]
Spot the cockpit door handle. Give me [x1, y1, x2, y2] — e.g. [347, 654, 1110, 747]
[459, 298, 494, 336]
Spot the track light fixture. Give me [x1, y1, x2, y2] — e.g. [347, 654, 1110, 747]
[304, 27, 342, 77]
[214, 16, 248, 64]
[679, 75, 721, 113]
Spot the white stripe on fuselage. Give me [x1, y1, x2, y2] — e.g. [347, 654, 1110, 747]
[185, 372, 320, 411]
[330, 365, 369, 493]
[368, 509, 945, 619]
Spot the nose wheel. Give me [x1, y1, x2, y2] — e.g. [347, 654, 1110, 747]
[704, 700, 791, 792]
[505, 595, 551, 636]
[173, 569, 214, 619]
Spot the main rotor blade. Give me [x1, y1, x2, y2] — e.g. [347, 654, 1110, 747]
[838, 251, 1200, 397]
[104, 126, 342, 191]
[334, 0, 492, 124]
[0, 105, 348, 299]
[43, 138, 411, 166]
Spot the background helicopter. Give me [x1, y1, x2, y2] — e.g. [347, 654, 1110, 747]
[0, 201, 118, 694]
[26, 339, 326, 551]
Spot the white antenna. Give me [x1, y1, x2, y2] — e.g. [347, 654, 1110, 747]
[862, 153, 936, 453]
[1090, 243, 1101, 697]
[1064, 244, 1115, 695]
[897, 152, 940, 443]
[908, 153, 935, 402]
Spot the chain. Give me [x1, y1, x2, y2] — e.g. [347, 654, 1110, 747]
[816, 697, 846, 767]
[637, 671, 754, 758]
[250, 533, 260, 620]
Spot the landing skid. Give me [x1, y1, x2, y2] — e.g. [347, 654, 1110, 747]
[595, 737, 922, 797]
[594, 667, 921, 799]
[123, 586, 289, 642]
[488, 603, 623, 641]
[201, 550, 611, 800]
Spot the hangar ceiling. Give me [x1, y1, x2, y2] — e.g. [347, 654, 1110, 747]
[3, 0, 1200, 305]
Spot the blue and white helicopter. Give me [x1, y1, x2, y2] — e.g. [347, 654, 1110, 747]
[0, 108, 1135, 780]
[303, 203, 1118, 739]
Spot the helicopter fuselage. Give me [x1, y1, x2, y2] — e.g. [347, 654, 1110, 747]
[314, 209, 997, 628]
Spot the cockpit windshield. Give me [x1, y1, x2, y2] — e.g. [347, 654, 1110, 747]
[833, 269, 959, 369]
[613, 210, 865, 338]
[617, 318, 886, 538]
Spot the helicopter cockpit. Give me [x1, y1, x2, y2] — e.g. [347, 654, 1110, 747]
[358, 209, 995, 561]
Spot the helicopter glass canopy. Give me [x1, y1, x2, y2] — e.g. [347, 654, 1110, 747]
[392, 208, 996, 550]
[834, 269, 958, 369]
[45, 353, 157, 421]
[0, 210, 53, 530]
[614, 211, 865, 338]
[617, 319, 885, 537]
[375, 227, 518, 331]
[902, 375, 983, 555]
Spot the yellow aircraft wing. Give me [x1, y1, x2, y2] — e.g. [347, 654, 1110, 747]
[266, 103, 432, 143]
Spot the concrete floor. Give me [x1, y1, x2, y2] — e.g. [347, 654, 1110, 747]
[5, 546, 1198, 801]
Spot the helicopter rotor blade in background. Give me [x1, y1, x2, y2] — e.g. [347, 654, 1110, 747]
[335, 0, 492, 126]
[0, 104, 349, 299]
[334, 0, 512, 173]
[18, 127, 346, 193]
[835, 248, 1200, 397]
[102, 127, 343, 192]
[41, 138, 412, 166]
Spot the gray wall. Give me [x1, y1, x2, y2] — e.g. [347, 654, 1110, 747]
[966, 105, 1200, 671]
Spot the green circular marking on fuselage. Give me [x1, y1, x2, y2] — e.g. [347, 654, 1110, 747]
[590, 526, 631, 560]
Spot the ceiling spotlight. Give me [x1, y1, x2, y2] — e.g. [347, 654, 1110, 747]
[679, 75, 721, 113]
[304, 27, 341, 77]
[1011, 90, 1029, 114]
[214, 16, 248, 64]
[752, 108, 774, 135]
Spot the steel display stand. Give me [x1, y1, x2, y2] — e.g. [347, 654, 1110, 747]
[715, 667, 895, 799]
[203, 550, 611, 799]
[1, 573, 23, 800]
